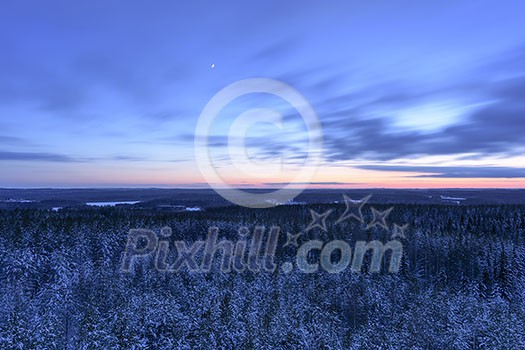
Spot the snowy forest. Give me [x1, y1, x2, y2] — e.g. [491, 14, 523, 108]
[1, 203, 524, 349]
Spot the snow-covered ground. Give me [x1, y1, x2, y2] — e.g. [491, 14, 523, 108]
[185, 206, 202, 211]
[1, 199, 35, 203]
[440, 195, 466, 201]
[86, 201, 141, 207]
[264, 199, 307, 206]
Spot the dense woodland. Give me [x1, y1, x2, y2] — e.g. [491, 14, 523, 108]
[1, 203, 524, 349]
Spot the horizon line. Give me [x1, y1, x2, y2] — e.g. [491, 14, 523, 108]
[1, 187, 524, 191]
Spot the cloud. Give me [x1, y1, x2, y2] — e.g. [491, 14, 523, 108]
[0, 78, 85, 113]
[249, 39, 297, 62]
[0, 151, 77, 162]
[110, 155, 146, 161]
[314, 46, 525, 163]
[357, 165, 525, 178]
[0, 51, 86, 113]
[0, 136, 28, 145]
[0, 152, 154, 163]
[263, 181, 356, 185]
[73, 54, 158, 102]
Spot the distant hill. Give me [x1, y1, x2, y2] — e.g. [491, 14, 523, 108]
[0, 188, 524, 210]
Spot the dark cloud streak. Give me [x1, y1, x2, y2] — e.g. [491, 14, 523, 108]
[357, 165, 525, 178]
[0, 151, 77, 162]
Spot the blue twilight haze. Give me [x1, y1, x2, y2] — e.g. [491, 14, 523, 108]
[1, 1, 525, 187]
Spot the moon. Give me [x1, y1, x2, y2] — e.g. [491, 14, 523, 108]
[211, 63, 215, 69]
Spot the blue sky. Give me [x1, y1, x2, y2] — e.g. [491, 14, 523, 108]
[1, 0, 525, 188]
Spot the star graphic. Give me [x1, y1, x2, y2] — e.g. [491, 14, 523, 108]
[306, 209, 332, 232]
[283, 232, 302, 248]
[391, 223, 409, 240]
[336, 194, 371, 224]
[366, 207, 393, 230]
